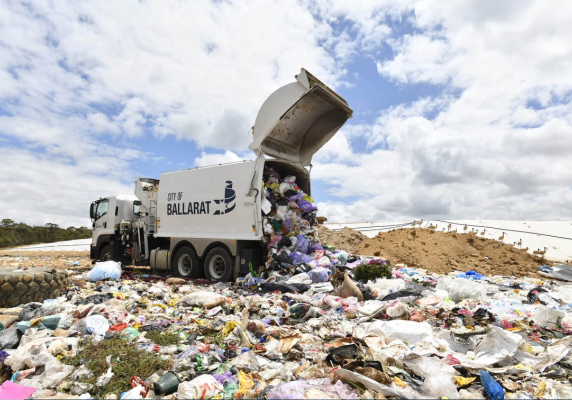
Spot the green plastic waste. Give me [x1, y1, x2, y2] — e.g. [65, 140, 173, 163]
[249, 262, 259, 277]
[120, 327, 141, 341]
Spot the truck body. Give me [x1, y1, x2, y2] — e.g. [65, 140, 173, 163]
[90, 69, 352, 281]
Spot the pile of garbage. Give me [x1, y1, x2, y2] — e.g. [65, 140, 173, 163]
[1, 170, 572, 399]
[2, 262, 572, 399]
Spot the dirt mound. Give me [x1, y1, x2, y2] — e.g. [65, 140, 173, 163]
[319, 226, 549, 278]
[317, 226, 368, 254]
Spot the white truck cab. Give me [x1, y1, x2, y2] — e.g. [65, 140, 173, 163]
[90, 194, 139, 261]
[90, 69, 352, 281]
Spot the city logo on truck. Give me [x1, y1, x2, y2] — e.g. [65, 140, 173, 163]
[166, 181, 236, 216]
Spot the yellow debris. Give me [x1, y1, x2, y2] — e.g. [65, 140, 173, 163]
[222, 320, 240, 336]
[454, 376, 476, 387]
[394, 377, 406, 387]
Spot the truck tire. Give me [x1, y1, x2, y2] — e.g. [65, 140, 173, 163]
[99, 245, 112, 261]
[204, 247, 234, 282]
[0, 268, 69, 308]
[172, 246, 200, 278]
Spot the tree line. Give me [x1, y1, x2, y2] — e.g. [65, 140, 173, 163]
[0, 219, 91, 249]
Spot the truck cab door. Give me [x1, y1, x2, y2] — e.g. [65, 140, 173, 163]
[91, 198, 116, 252]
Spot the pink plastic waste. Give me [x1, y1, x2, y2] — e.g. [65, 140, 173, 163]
[0, 381, 37, 400]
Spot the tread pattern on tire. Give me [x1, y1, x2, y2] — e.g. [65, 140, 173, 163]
[0, 269, 69, 307]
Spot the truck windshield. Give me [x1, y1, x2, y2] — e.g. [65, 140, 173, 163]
[96, 199, 109, 219]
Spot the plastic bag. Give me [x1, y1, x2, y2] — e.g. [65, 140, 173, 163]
[85, 315, 110, 336]
[121, 384, 144, 399]
[177, 291, 226, 309]
[286, 273, 312, 285]
[18, 358, 74, 390]
[279, 182, 294, 194]
[365, 279, 406, 299]
[335, 250, 349, 264]
[424, 373, 459, 399]
[96, 356, 114, 386]
[360, 320, 434, 345]
[435, 278, 487, 301]
[177, 375, 223, 399]
[480, 370, 504, 400]
[308, 267, 329, 283]
[297, 200, 317, 213]
[268, 378, 359, 399]
[386, 302, 408, 318]
[0, 326, 21, 350]
[229, 351, 270, 372]
[19, 303, 43, 321]
[331, 369, 403, 398]
[296, 235, 310, 254]
[86, 261, 122, 282]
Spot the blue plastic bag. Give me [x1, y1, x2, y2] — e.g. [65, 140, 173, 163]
[297, 200, 317, 213]
[480, 370, 504, 400]
[308, 242, 323, 253]
[308, 267, 330, 283]
[457, 270, 485, 280]
[87, 261, 122, 282]
[296, 235, 310, 254]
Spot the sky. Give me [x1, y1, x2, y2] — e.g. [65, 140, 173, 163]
[1, 0, 572, 228]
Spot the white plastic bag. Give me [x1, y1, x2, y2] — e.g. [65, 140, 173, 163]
[278, 182, 294, 194]
[436, 278, 486, 301]
[121, 384, 144, 399]
[176, 375, 223, 399]
[424, 373, 459, 399]
[386, 302, 408, 318]
[86, 261, 122, 282]
[365, 279, 406, 299]
[360, 320, 434, 345]
[286, 273, 312, 285]
[96, 356, 114, 386]
[85, 315, 110, 336]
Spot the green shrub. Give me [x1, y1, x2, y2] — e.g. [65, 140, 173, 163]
[353, 263, 392, 281]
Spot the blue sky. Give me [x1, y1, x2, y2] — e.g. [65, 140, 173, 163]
[1, 0, 572, 227]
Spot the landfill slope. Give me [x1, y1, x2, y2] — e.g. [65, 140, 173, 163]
[319, 226, 547, 278]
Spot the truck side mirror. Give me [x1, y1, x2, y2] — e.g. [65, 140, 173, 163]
[90, 202, 96, 220]
[133, 200, 142, 216]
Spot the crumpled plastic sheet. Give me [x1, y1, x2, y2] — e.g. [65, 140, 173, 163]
[0, 381, 36, 400]
[267, 377, 359, 399]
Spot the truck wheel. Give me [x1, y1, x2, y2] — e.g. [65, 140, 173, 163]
[99, 245, 112, 261]
[204, 247, 233, 282]
[173, 247, 200, 278]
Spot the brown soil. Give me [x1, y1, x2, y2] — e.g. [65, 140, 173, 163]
[319, 226, 549, 278]
[0, 251, 91, 270]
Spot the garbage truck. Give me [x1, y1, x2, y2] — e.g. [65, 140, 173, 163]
[89, 69, 352, 281]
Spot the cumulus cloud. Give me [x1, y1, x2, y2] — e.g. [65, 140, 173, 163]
[194, 151, 251, 168]
[313, 0, 572, 222]
[0, 0, 351, 226]
[2, 0, 572, 227]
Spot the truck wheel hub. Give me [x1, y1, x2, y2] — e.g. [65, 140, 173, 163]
[178, 254, 193, 275]
[209, 255, 226, 279]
